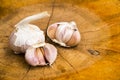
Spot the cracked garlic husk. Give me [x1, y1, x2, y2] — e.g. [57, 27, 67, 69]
[9, 11, 50, 54]
[25, 43, 57, 66]
[47, 21, 81, 47]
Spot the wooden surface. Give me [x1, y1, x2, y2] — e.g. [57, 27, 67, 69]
[0, 0, 120, 80]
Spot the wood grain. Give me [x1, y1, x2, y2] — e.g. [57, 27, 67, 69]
[0, 0, 120, 80]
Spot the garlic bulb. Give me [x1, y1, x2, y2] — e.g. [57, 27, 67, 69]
[9, 11, 50, 54]
[47, 21, 81, 47]
[25, 43, 57, 66]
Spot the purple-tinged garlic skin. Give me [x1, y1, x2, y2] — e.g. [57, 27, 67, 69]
[9, 11, 50, 54]
[47, 21, 81, 47]
[25, 47, 46, 66]
[25, 43, 57, 66]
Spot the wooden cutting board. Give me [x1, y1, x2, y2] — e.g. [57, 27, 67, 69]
[0, 0, 120, 80]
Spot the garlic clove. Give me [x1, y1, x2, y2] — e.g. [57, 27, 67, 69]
[47, 23, 58, 39]
[55, 24, 67, 42]
[66, 30, 81, 46]
[36, 48, 47, 65]
[62, 27, 74, 43]
[25, 43, 57, 66]
[25, 47, 40, 66]
[43, 43, 57, 65]
[47, 21, 81, 47]
[25, 47, 47, 66]
[9, 11, 50, 53]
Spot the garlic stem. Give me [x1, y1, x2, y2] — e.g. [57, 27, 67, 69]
[15, 11, 50, 26]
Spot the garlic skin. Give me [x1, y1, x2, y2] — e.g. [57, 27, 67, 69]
[25, 43, 57, 66]
[47, 21, 81, 47]
[9, 11, 50, 54]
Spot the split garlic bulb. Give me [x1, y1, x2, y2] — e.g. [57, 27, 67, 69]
[25, 43, 57, 66]
[47, 21, 81, 47]
[9, 11, 50, 54]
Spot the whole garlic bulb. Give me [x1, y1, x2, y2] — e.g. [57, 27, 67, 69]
[9, 11, 50, 54]
[25, 43, 57, 66]
[47, 21, 81, 47]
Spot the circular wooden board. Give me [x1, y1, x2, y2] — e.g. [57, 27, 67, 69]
[0, 3, 112, 80]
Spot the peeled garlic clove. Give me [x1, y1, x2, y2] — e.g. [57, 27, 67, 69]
[25, 43, 57, 66]
[47, 21, 81, 47]
[9, 11, 50, 53]
[43, 43, 57, 65]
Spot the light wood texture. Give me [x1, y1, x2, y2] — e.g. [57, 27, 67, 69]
[0, 0, 120, 80]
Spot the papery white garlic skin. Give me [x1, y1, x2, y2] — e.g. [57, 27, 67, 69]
[9, 11, 50, 54]
[25, 43, 57, 66]
[9, 24, 45, 54]
[47, 21, 81, 47]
